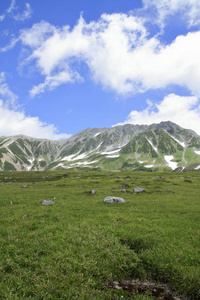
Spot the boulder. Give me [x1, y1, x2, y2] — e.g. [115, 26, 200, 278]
[134, 187, 144, 193]
[41, 200, 54, 206]
[104, 196, 125, 203]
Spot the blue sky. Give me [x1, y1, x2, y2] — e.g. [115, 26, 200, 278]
[1, 0, 200, 139]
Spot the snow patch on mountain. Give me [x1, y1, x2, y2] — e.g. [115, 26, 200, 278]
[168, 134, 186, 148]
[194, 150, 200, 155]
[147, 139, 158, 152]
[164, 155, 178, 170]
[94, 132, 100, 137]
[195, 164, 200, 170]
[101, 149, 121, 155]
[27, 158, 35, 171]
[62, 152, 91, 162]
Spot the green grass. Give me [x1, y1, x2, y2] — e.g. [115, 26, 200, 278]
[0, 170, 199, 299]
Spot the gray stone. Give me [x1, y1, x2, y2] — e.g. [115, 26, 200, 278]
[104, 196, 125, 203]
[21, 185, 28, 188]
[121, 189, 127, 193]
[134, 187, 144, 193]
[41, 200, 55, 205]
[121, 183, 129, 188]
[90, 190, 96, 195]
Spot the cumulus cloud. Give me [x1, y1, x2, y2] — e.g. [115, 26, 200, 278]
[117, 94, 200, 135]
[0, 101, 70, 139]
[16, 13, 200, 97]
[143, 0, 200, 27]
[18, 14, 148, 95]
[0, 74, 70, 139]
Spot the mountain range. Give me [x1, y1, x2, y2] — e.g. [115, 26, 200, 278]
[1, 121, 200, 172]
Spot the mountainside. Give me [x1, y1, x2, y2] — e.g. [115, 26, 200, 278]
[1, 121, 200, 171]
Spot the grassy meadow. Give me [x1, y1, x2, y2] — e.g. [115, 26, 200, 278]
[0, 170, 199, 299]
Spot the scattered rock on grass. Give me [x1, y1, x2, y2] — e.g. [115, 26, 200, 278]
[121, 183, 129, 188]
[41, 200, 54, 205]
[21, 185, 28, 188]
[84, 190, 96, 194]
[104, 196, 125, 203]
[134, 187, 144, 193]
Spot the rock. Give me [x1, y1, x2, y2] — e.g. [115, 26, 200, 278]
[121, 189, 126, 193]
[104, 196, 126, 203]
[41, 200, 54, 205]
[21, 185, 28, 188]
[121, 183, 129, 188]
[22, 214, 28, 218]
[134, 187, 144, 193]
[90, 190, 96, 195]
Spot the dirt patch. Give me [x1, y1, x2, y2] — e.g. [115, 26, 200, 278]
[105, 279, 188, 299]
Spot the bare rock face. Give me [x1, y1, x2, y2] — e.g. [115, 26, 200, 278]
[104, 196, 125, 203]
[41, 200, 54, 206]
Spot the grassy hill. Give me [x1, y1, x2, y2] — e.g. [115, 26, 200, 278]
[0, 170, 199, 299]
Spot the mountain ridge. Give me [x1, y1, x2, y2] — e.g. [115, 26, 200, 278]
[1, 121, 200, 171]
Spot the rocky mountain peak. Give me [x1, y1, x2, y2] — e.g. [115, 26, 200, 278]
[0, 121, 200, 171]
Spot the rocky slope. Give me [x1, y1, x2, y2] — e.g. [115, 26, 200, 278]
[1, 121, 200, 171]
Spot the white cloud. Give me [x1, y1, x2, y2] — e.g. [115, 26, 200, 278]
[12, 3, 32, 22]
[7, 0, 16, 14]
[0, 101, 70, 139]
[0, 72, 18, 108]
[0, 37, 19, 53]
[19, 14, 149, 95]
[1, 0, 32, 23]
[0, 74, 70, 139]
[0, 14, 5, 22]
[143, 0, 200, 27]
[117, 93, 200, 135]
[18, 13, 200, 97]
[29, 70, 82, 97]
[20, 21, 56, 49]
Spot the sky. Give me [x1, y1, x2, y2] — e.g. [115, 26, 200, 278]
[1, 0, 200, 140]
